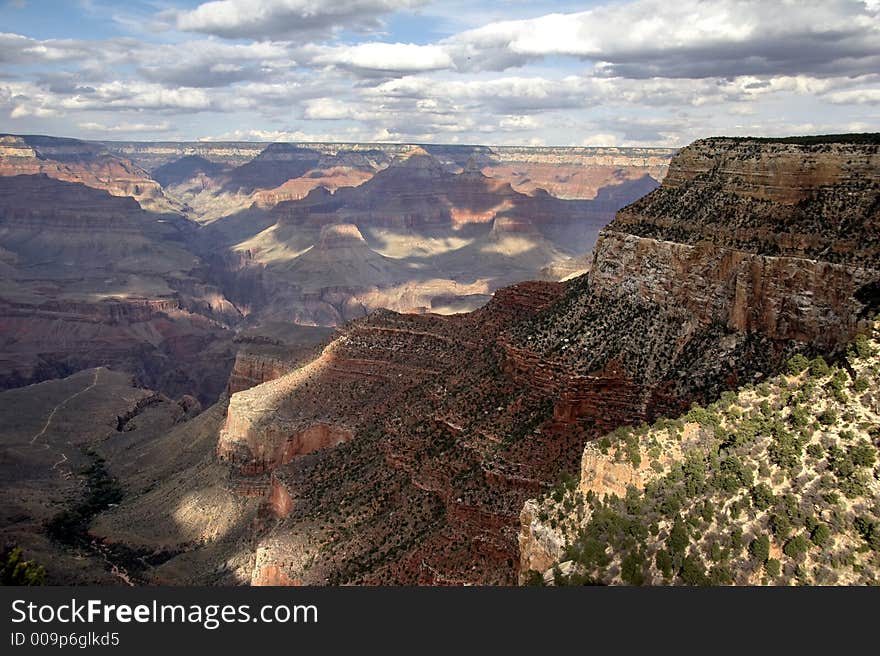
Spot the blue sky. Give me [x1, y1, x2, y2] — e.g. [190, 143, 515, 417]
[1, 0, 878, 145]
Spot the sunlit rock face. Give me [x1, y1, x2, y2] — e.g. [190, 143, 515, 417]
[0, 134, 180, 213]
[201, 146, 664, 327]
[506, 137, 880, 429]
[209, 135, 878, 587]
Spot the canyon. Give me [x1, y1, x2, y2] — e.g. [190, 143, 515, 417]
[1, 133, 877, 586]
[0, 133, 667, 402]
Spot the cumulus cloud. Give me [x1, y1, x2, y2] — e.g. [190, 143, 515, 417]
[368, 75, 592, 112]
[309, 42, 453, 76]
[303, 97, 354, 120]
[0, 32, 125, 65]
[59, 81, 214, 112]
[445, 0, 880, 78]
[137, 41, 295, 88]
[168, 0, 424, 40]
[2, 1, 879, 145]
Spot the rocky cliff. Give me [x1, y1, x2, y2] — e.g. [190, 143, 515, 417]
[0, 174, 238, 403]
[515, 135, 880, 585]
[0, 135, 178, 213]
[508, 136, 880, 424]
[96, 282, 585, 584]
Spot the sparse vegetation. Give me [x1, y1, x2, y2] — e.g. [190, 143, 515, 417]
[0, 546, 46, 586]
[533, 322, 880, 586]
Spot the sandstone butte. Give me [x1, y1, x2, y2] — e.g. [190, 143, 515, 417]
[75, 134, 878, 586]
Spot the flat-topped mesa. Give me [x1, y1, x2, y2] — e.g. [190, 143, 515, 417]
[0, 173, 142, 228]
[218, 363, 354, 475]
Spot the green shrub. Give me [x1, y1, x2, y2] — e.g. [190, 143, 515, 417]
[854, 516, 880, 551]
[787, 354, 810, 375]
[810, 523, 831, 548]
[680, 554, 707, 586]
[708, 564, 733, 585]
[764, 559, 781, 577]
[749, 535, 770, 563]
[770, 513, 791, 539]
[849, 440, 876, 468]
[523, 569, 545, 586]
[655, 549, 673, 578]
[668, 516, 689, 555]
[783, 534, 810, 559]
[850, 334, 878, 360]
[0, 546, 46, 585]
[751, 483, 775, 510]
[810, 357, 830, 377]
[620, 550, 645, 586]
[817, 409, 838, 426]
[624, 433, 641, 468]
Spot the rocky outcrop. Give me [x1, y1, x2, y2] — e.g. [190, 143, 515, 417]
[508, 136, 880, 418]
[208, 281, 581, 584]
[0, 134, 178, 213]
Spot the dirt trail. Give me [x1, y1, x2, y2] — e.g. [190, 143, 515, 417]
[30, 368, 101, 445]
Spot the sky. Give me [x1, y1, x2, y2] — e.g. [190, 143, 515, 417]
[0, 0, 878, 146]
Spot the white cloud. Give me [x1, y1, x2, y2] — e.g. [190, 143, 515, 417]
[60, 81, 213, 112]
[310, 42, 453, 75]
[78, 121, 173, 133]
[581, 133, 618, 147]
[303, 97, 353, 120]
[824, 88, 880, 105]
[445, 0, 880, 78]
[169, 0, 424, 39]
[137, 40, 295, 87]
[498, 114, 540, 130]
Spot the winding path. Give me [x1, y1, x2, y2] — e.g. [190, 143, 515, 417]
[30, 368, 101, 445]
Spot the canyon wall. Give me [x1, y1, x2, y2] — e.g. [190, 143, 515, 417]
[516, 136, 880, 584]
[0, 134, 179, 213]
[0, 174, 238, 403]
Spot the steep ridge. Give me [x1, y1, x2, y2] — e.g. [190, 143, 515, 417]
[98, 282, 580, 584]
[0, 134, 178, 213]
